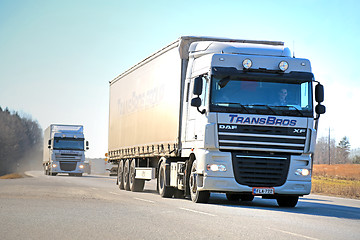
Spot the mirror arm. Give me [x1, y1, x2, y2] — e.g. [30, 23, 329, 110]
[197, 107, 206, 114]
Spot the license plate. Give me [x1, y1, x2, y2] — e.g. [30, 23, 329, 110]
[252, 187, 274, 195]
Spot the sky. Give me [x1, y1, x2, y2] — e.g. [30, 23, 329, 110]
[1, 0, 360, 158]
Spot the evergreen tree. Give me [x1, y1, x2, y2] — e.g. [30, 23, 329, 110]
[336, 136, 351, 163]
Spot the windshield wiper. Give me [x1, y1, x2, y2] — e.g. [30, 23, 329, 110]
[246, 104, 278, 115]
[214, 102, 250, 113]
[272, 105, 305, 117]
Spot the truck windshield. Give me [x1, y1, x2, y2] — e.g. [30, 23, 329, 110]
[210, 76, 313, 117]
[53, 138, 84, 150]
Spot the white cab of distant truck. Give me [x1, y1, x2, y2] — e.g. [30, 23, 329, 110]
[107, 36, 325, 207]
[43, 124, 89, 176]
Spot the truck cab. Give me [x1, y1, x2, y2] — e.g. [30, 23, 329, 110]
[181, 40, 325, 205]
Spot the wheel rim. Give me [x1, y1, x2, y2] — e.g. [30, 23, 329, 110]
[118, 161, 123, 188]
[159, 167, 165, 191]
[190, 161, 197, 194]
[124, 160, 129, 186]
[130, 160, 135, 186]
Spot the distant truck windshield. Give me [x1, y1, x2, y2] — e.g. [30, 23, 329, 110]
[53, 138, 84, 150]
[210, 76, 313, 117]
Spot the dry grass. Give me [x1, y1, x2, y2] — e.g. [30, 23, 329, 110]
[312, 164, 360, 199]
[0, 173, 25, 179]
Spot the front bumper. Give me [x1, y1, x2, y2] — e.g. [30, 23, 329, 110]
[199, 175, 311, 195]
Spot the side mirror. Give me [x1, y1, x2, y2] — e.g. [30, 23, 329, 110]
[315, 104, 326, 115]
[48, 139, 51, 148]
[191, 97, 201, 108]
[315, 83, 324, 103]
[193, 76, 203, 96]
[86, 141, 89, 150]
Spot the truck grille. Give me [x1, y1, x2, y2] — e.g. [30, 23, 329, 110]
[60, 162, 77, 171]
[232, 153, 290, 187]
[218, 125, 306, 154]
[56, 153, 82, 161]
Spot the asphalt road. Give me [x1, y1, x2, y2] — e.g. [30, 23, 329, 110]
[0, 171, 359, 240]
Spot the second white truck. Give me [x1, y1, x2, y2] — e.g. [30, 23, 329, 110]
[108, 36, 325, 207]
[43, 124, 89, 176]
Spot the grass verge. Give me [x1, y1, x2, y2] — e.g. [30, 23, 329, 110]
[312, 175, 360, 199]
[0, 173, 25, 179]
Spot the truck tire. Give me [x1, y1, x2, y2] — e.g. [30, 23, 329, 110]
[129, 159, 145, 192]
[123, 159, 130, 191]
[276, 196, 299, 207]
[158, 161, 175, 198]
[117, 160, 125, 190]
[189, 160, 210, 203]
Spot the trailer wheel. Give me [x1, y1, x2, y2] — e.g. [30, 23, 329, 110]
[123, 159, 130, 191]
[117, 160, 125, 190]
[129, 159, 145, 192]
[276, 196, 299, 207]
[158, 161, 174, 198]
[189, 160, 210, 203]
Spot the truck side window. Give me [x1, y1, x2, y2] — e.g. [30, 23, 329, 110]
[186, 82, 190, 102]
[199, 77, 208, 107]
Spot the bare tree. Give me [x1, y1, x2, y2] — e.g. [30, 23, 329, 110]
[0, 107, 42, 175]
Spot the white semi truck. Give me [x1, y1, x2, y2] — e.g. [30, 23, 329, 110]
[43, 124, 89, 176]
[108, 36, 325, 207]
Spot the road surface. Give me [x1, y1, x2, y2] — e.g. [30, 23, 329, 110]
[0, 171, 359, 239]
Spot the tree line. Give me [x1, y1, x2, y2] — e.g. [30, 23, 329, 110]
[314, 136, 360, 164]
[0, 107, 43, 176]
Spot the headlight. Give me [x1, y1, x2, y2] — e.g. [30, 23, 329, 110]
[279, 61, 289, 71]
[295, 168, 310, 176]
[79, 164, 84, 169]
[207, 164, 226, 172]
[242, 59, 252, 69]
[52, 164, 57, 168]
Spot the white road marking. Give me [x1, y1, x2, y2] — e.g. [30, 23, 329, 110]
[109, 191, 121, 195]
[24, 172, 37, 178]
[267, 227, 319, 240]
[179, 207, 216, 217]
[133, 197, 155, 203]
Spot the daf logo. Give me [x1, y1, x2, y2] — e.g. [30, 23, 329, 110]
[219, 125, 237, 130]
[293, 129, 306, 134]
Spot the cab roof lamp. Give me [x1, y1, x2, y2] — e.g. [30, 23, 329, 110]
[279, 61, 289, 71]
[242, 59, 252, 69]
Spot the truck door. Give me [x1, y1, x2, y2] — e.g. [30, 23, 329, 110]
[184, 76, 209, 142]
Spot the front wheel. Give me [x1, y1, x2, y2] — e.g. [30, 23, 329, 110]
[189, 160, 210, 203]
[276, 196, 299, 207]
